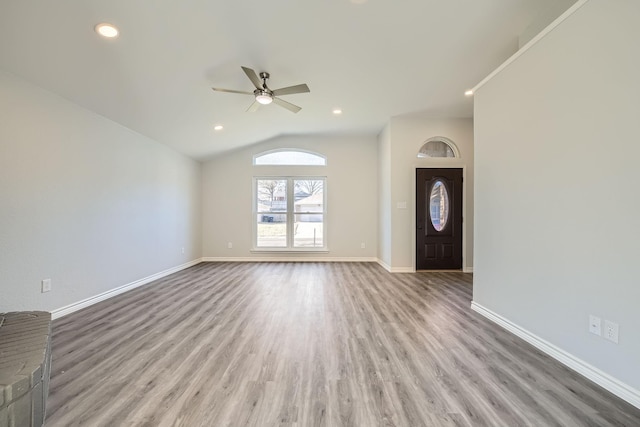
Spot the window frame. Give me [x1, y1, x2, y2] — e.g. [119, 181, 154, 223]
[252, 176, 327, 252]
[417, 137, 460, 159]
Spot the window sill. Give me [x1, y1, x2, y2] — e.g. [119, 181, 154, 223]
[250, 249, 329, 253]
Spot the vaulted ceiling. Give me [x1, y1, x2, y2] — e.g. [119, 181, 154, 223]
[0, 0, 568, 159]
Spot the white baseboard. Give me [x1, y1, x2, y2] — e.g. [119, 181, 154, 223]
[378, 260, 472, 274]
[471, 301, 640, 409]
[390, 267, 414, 273]
[376, 259, 415, 273]
[51, 258, 203, 319]
[202, 256, 377, 263]
[377, 259, 391, 272]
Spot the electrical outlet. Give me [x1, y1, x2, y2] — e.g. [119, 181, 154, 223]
[41, 279, 52, 293]
[181, 247, 185, 254]
[360, 242, 366, 249]
[604, 320, 619, 344]
[589, 315, 601, 336]
[227, 242, 233, 249]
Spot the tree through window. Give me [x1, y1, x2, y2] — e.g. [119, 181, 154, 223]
[254, 177, 326, 249]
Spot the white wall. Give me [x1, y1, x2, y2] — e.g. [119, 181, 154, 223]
[377, 124, 392, 267]
[474, 0, 640, 394]
[381, 117, 474, 271]
[202, 135, 377, 259]
[0, 70, 202, 313]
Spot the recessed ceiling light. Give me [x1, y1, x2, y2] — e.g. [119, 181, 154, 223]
[214, 125, 224, 131]
[332, 109, 343, 115]
[464, 90, 474, 97]
[95, 23, 119, 39]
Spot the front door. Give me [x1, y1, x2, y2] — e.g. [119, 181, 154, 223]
[416, 168, 463, 270]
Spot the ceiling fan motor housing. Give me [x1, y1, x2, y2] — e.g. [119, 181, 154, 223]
[256, 71, 273, 104]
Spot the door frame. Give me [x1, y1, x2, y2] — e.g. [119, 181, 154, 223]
[412, 164, 468, 272]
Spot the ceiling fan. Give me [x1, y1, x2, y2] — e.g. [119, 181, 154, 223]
[212, 66, 310, 113]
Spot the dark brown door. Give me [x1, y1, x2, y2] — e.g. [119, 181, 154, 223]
[416, 168, 463, 270]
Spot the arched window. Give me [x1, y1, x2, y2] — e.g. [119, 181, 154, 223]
[417, 137, 459, 158]
[253, 149, 326, 166]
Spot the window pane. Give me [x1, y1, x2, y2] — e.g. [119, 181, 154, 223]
[294, 214, 323, 247]
[254, 177, 326, 250]
[257, 214, 287, 247]
[294, 179, 324, 208]
[257, 179, 286, 212]
[417, 140, 456, 158]
[254, 150, 326, 166]
[429, 180, 450, 231]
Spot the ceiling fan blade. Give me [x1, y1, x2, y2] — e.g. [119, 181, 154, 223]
[271, 84, 310, 97]
[241, 66, 263, 89]
[272, 97, 302, 113]
[212, 87, 254, 95]
[246, 100, 261, 112]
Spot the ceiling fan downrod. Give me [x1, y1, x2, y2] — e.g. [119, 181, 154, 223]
[259, 72, 270, 89]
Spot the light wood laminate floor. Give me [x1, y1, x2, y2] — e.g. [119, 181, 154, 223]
[48, 262, 640, 426]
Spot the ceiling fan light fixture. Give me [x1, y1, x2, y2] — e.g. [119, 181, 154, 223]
[95, 23, 119, 38]
[256, 93, 273, 105]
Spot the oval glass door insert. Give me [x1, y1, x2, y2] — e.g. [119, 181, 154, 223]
[429, 180, 450, 231]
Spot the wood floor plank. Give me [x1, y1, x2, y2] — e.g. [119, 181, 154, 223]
[47, 262, 640, 426]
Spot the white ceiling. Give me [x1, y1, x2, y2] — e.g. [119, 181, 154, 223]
[0, 0, 565, 160]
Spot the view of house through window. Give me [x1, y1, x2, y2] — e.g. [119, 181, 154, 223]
[255, 177, 325, 249]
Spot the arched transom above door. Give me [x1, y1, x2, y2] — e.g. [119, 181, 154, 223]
[417, 137, 460, 158]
